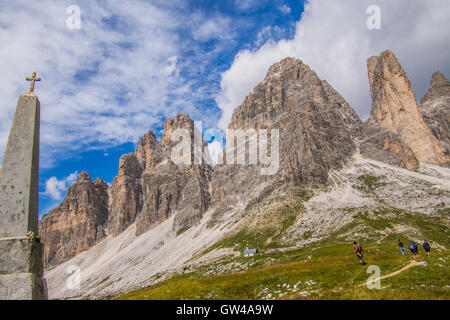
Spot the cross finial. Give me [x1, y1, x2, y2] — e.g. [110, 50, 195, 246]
[26, 72, 41, 94]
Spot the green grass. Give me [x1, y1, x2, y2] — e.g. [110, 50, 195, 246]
[116, 240, 449, 300]
[176, 226, 191, 236]
[115, 203, 450, 300]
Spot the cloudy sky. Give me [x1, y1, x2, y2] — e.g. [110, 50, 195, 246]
[0, 0, 448, 216]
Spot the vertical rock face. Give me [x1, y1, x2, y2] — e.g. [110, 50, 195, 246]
[419, 71, 450, 156]
[135, 131, 166, 171]
[107, 153, 142, 236]
[365, 50, 447, 165]
[39, 172, 109, 267]
[359, 118, 419, 169]
[135, 114, 212, 235]
[211, 57, 362, 207]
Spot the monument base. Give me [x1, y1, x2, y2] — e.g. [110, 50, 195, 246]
[0, 237, 48, 300]
[0, 272, 48, 300]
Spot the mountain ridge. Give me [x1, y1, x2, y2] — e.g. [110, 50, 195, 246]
[38, 50, 450, 299]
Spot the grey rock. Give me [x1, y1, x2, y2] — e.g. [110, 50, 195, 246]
[136, 114, 212, 235]
[107, 153, 142, 236]
[420, 71, 450, 156]
[360, 118, 419, 169]
[212, 57, 362, 207]
[364, 50, 447, 165]
[39, 171, 109, 267]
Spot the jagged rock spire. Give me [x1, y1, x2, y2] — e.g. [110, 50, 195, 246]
[366, 50, 447, 165]
[421, 71, 450, 104]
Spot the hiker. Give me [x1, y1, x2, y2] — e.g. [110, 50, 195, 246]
[409, 242, 419, 261]
[398, 239, 406, 256]
[353, 241, 366, 266]
[423, 240, 431, 258]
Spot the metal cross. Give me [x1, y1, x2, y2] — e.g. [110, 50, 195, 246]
[26, 72, 41, 94]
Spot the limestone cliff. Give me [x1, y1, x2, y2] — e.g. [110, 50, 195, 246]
[419, 71, 450, 156]
[359, 118, 419, 169]
[135, 114, 212, 235]
[107, 153, 142, 236]
[39, 171, 109, 267]
[363, 50, 447, 165]
[211, 57, 362, 210]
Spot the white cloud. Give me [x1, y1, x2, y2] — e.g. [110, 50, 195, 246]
[216, 0, 450, 129]
[279, 5, 291, 14]
[44, 171, 78, 200]
[191, 15, 235, 42]
[234, 0, 260, 12]
[254, 25, 284, 48]
[0, 0, 218, 167]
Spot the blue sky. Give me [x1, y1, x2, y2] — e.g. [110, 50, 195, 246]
[0, 0, 448, 217]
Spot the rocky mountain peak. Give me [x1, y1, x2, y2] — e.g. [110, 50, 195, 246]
[419, 71, 450, 156]
[76, 170, 91, 183]
[135, 131, 165, 171]
[161, 113, 195, 146]
[365, 50, 447, 165]
[211, 56, 362, 212]
[421, 71, 450, 104]
[39, 170, 109, 267]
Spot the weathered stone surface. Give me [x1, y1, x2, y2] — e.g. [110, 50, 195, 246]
[421, 71, 450, 104]
[0, 272, 47, 300]
[366, 50, 448, 165]
[39, 171, 109, 267]
[107, 153, 142, 236]
[136, 114, 212, 235]
[0, 92, 47, 300]
[419, 71, 450, 156]
[0, 237, 44, 277]
[212, 57, 362, 207]
[360, 118, 419, 169]
[135, 131, 166, 171]
[0, 94, 40, 237]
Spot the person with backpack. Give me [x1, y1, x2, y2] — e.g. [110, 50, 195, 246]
[423, 240, 431, 258]
[353, 241, 366, 265]
[409, 242, 419, 261]
[398, 239, 406, 256]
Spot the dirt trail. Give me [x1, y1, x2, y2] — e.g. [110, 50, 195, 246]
[358, 261, 421, 288]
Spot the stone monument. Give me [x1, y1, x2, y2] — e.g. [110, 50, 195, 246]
[0, 72, 48, 299]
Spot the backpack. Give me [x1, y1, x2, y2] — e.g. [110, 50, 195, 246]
[423, 242, 430, 250]
[409, 243, 415, 251]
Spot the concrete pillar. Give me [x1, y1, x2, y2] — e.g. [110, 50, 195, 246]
[0, 93, 47, 300]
